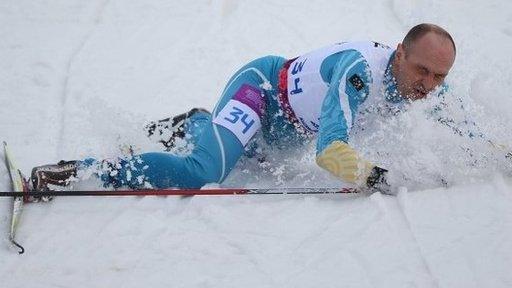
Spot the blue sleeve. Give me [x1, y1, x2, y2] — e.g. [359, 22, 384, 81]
[316, 50, 371, 155]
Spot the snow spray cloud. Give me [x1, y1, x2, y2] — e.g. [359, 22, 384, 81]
[351, 86, 512, 191]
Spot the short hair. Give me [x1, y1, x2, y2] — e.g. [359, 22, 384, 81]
[402, 23, 456, 55]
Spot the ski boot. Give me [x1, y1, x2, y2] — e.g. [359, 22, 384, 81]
[145, 108, 210, 150]
[28, 160, 79, 202]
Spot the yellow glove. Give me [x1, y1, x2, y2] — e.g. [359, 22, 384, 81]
[316, 140, 375, 186]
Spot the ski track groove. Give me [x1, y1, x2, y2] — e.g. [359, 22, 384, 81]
[395, 190, 440, 288]
[56, 0, 112, 157]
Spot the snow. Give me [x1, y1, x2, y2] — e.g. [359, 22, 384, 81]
[1, 0, 512, 287]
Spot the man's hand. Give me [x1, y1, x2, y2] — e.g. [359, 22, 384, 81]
[316, 141, 390, 193]
[488, 141, 512, 169]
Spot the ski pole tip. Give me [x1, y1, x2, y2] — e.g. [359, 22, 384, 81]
[12, 240, 25, 254]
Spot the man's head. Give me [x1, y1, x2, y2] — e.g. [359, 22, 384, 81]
[392, 23, 456, 100]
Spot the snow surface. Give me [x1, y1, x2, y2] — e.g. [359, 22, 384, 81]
[1, 1, 512, 287]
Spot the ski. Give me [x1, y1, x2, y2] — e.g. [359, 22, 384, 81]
[2, 141, 26, 254]
[0, 187, 360, 197]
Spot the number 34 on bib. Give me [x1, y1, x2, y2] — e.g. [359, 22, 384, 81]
[213, 99, 262, 146]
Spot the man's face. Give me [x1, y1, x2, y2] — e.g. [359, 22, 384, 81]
[392, 32, 456, 100]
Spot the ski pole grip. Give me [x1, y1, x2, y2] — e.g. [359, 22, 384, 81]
[366, 166, 388, 188]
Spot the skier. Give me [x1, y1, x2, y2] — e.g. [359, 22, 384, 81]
[29, 23, 457, 200]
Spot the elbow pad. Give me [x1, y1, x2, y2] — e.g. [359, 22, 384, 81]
[316, 141, 375, 186]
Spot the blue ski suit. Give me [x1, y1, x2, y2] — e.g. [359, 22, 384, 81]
[82, 41, 449, 189]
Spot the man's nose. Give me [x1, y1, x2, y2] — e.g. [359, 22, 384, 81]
[422, 73, 436, 91]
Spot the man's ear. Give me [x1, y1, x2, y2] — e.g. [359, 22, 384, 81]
[395, 43, 404, 61]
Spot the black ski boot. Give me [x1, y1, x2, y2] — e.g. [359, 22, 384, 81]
[145, 108, 210, 150]
[29, 160, 79, 202]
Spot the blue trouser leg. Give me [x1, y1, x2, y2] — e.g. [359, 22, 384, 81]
[83, 56, 287, 189]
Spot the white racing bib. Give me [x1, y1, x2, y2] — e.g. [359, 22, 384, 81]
[286, 41, 393, 133]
